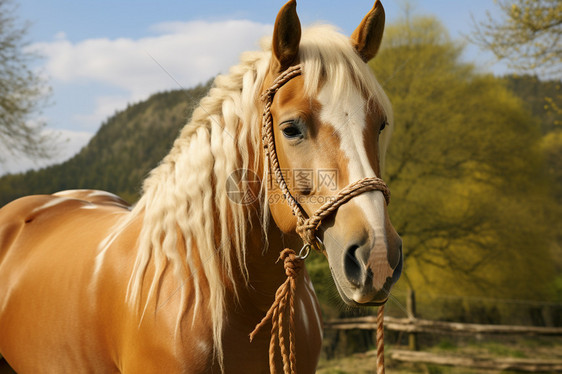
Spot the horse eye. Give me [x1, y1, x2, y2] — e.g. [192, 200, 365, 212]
[379, 120, 387, 134]
[281, 122, 303, 139]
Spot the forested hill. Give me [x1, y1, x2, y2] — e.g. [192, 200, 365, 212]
[0, 75, 559, 207]
[0, 82, 211, 207]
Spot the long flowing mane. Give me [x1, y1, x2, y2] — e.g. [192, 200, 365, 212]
[99, 24, 393, 366]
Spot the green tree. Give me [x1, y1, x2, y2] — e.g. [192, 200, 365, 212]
[541, 131, 562, 278]
[471, 0, 562, 301]
[471, 0, 562, 79]
[471, 0, 562, 130]
[370, 15, 556, 307]
[0, 0, 53, 164]
[543, 131, 562, 203]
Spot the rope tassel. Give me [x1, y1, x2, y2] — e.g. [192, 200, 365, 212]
[250, 249, 302, 374]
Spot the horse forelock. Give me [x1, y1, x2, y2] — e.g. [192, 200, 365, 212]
[101, 24, 392, 369]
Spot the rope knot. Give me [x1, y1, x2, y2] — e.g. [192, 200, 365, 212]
[295, 219, 317, 247]
[278, 248, 303, 278]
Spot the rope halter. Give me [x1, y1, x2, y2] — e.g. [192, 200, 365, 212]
[251, 64, 389, 374]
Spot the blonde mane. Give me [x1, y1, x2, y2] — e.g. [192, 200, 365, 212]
[109, 24, 393, 368]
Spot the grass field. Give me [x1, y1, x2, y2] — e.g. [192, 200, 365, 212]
[316, 336, 562, 374]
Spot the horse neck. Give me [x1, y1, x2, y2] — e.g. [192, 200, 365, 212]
[228, 203, 299, 313]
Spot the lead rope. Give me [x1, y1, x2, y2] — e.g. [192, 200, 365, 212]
[376, 305, 386, 374]
[250, 65, 388, 374]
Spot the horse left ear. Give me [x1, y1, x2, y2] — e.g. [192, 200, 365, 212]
[350, 0, 385, 62]
[271, 0, 301, 73]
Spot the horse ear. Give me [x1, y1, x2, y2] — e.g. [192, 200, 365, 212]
[271, 0, 301, 73]
[350, 0, 385, 62]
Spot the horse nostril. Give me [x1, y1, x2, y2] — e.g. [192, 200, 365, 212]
[344, 244, 363, 287]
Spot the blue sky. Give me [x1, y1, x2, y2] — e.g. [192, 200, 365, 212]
[1, 0, 505, 174]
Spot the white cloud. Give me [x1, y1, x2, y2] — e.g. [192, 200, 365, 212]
[32, 19, 272, 101]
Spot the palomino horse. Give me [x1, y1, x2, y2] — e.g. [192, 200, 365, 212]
[0, 1, 402, 372]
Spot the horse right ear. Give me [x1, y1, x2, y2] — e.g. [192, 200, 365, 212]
[351, 0, 385, 62]
[271, 0, 301, 73]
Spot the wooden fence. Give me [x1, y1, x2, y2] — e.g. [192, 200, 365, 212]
[325, 315, 562, 336]
[324, 316, 562, 372]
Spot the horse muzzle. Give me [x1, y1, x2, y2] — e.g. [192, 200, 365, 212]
[324, 207, 403, 306]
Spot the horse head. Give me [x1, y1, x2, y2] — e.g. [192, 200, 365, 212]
[264, 0, 402, 307]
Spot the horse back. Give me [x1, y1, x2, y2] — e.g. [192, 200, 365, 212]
[0, 191, 129, 263]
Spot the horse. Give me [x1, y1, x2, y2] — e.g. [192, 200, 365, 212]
[0, 1, 402, 372]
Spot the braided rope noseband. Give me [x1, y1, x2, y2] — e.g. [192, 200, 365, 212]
[250, 65, 388, 374]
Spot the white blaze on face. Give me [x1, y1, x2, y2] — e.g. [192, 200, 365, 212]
[317, 85, 387, 244]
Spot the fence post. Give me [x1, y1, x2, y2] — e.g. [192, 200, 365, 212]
[407, 288, 418, 351]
